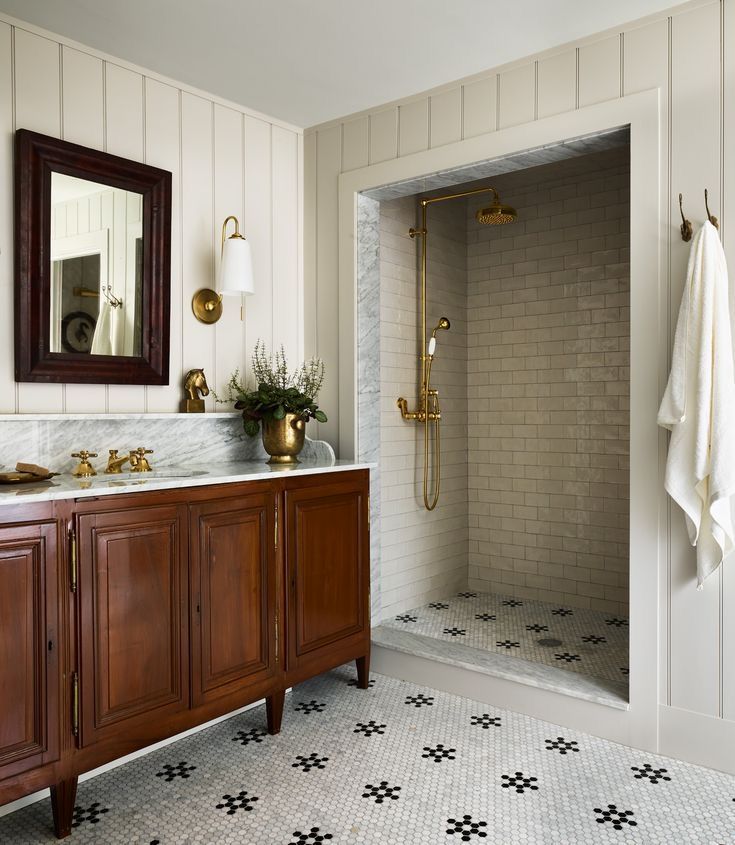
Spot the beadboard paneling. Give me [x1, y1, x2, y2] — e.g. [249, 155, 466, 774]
[0, 18, 302, 416]
[430, 87, 462, 148]
[537, 50, 577, 118]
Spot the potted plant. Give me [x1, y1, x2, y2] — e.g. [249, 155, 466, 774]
[222, 340, 328, 463]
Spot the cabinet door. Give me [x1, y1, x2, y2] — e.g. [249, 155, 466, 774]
[190, 490, 277, 706]
[0, 519, 59, 779]
[77, 504, 188, 747]
[285, 473, 369, 673]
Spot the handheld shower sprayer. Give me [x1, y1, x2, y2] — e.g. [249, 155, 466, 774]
[427, 317, 450, 356]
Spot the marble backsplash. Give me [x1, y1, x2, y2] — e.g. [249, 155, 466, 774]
[0, 413, 334, 475]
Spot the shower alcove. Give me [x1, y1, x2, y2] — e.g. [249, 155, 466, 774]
[344, 92, 661, 747]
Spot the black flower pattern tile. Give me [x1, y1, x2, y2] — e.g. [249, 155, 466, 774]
[405, 693, 434, 708]
[496, 640, 520, 649]
[422, 744, 456, 762]
[457, 591, 477, 598]
[294, 700, 327, 714]
[502, 599, 523, 607]
[362, 780, 401, 803]
[395, 614, 417, 623]
[526, 623, 548, 632]
[554, 652, 581, 663]
[594, 804, 637, 829]
[292, 753, 329, 772]
[290, 828, 333, 844]
[232, 728, 266, 746]
[475, 613, 496, 621]
[354, 720, 386, 736]
[501, 772, 539, 793]
[471, 714, 501, 729]
[155, 761, 196, 782]
[551, 607, 573, 616]
[581, 634, 607, 644]
[71, 802, 109, 828]
[215, 790, 259, 815]
[429, 601, 449, 609]
[444, 627, 467, 637]
[632, 763, 671, 784]
[545, 737, 579, 755]
[605, 617, 629, 627]
[446, 814, 488, 840]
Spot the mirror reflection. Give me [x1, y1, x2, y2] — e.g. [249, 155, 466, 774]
[50, 173, 143, 356]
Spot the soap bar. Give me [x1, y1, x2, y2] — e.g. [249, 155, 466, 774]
[15, 462, 52, 476]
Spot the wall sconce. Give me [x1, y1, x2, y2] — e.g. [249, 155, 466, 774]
[192, 215, 254, 323]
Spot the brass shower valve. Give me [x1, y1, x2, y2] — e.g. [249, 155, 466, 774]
[396, 396, 441, 422]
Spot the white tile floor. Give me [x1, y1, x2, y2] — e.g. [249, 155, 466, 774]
[381, 590, 629, 687]
[1, 664, 732, 845]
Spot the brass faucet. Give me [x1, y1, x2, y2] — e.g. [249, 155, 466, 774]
[129, 447, 154, 472]
[71, 450, 98, 477]
[104, 449, 131, 474]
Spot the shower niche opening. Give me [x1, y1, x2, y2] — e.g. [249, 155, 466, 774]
[366, 131, 631, 708]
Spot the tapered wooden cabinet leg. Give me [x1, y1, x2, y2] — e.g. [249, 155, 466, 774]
[356, 653, 371, 689]
[266, 689, 285, 735]
[50, 776, 78, 839]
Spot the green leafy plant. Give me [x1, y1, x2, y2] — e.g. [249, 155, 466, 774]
[220, 340, 328, 437]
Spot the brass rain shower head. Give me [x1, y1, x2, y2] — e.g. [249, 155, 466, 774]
[475, 198, 517, 225]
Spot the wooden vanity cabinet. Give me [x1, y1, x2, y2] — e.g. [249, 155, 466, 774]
[75, 503, 189, 748]
[189, 489, 278, 707]
[0, 504, 60, 783]
[284, 472, 370, 687]
[0, 468, 370, 840]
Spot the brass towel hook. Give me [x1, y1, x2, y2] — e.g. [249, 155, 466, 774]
[678, 193, 692, 242]
[704, 188, 719, 230]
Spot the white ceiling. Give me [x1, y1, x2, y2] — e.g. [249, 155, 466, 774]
[0, 0, 676, 128]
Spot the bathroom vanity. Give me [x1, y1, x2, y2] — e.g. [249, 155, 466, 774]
[0, 461, 370, 839]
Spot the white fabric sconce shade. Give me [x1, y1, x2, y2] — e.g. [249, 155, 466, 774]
[219, 224, 254, 296]
[191, 215, 254, 323]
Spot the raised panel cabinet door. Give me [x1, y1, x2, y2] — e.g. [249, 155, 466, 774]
[77, 504, 188, 747]
[190, 490, 277, 706]
[285, 472, 369, 670]
[0, 520, 59, 779]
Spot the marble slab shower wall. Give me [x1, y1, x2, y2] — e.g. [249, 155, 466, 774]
[0, 415, 334, 473]
[357, 194, 382, 621]
[466, 148, 630, 616]
[377, 193, 469, 619]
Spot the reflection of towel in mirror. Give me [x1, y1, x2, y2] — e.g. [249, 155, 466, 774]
[90, 300, 123, 356]
[658, 221, 735, 588]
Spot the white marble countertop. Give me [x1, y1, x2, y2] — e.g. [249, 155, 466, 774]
[0, 458, 372, 507]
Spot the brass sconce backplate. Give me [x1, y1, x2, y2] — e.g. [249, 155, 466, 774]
[192, 288, 222, 324]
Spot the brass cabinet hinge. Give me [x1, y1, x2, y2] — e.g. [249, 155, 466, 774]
[274, 501, 279, 548]
[69, 525, 77, 593]
[71, 672, 79, 738]
[274, 609, 279, 665]
[367, 495, 371, 530]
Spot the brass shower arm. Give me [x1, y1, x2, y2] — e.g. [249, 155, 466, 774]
[420, 185, 500, 207]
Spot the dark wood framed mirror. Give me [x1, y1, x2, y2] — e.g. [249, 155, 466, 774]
[14, 129, 172, 384]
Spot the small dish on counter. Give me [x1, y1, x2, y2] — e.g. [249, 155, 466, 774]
[0, 470, 58, 484]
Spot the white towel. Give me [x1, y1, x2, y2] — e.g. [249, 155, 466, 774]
[658, 221, 735, 587]
[90, 300, 113, 356]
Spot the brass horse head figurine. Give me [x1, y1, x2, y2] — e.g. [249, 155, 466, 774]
[181, 368, 210, 412]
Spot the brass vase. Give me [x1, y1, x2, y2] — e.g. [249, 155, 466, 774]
[261, 413, 306, 464]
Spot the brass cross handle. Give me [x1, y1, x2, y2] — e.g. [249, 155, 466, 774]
[71, 451, 98, 477]
[129, 447, 154, 472]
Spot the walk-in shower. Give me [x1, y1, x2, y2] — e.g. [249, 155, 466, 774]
[397, 186, 517, 510]
[371, 136, 631, 707]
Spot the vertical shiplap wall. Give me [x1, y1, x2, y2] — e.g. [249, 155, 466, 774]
[0, 18, 303, 414]
[304, 0, 735, 732]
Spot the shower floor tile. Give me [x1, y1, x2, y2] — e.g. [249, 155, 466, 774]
[381, 591, 628, 689]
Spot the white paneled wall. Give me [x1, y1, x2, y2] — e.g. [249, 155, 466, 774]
[304, 0, 735, 767]
[0, 17, 303, 414]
